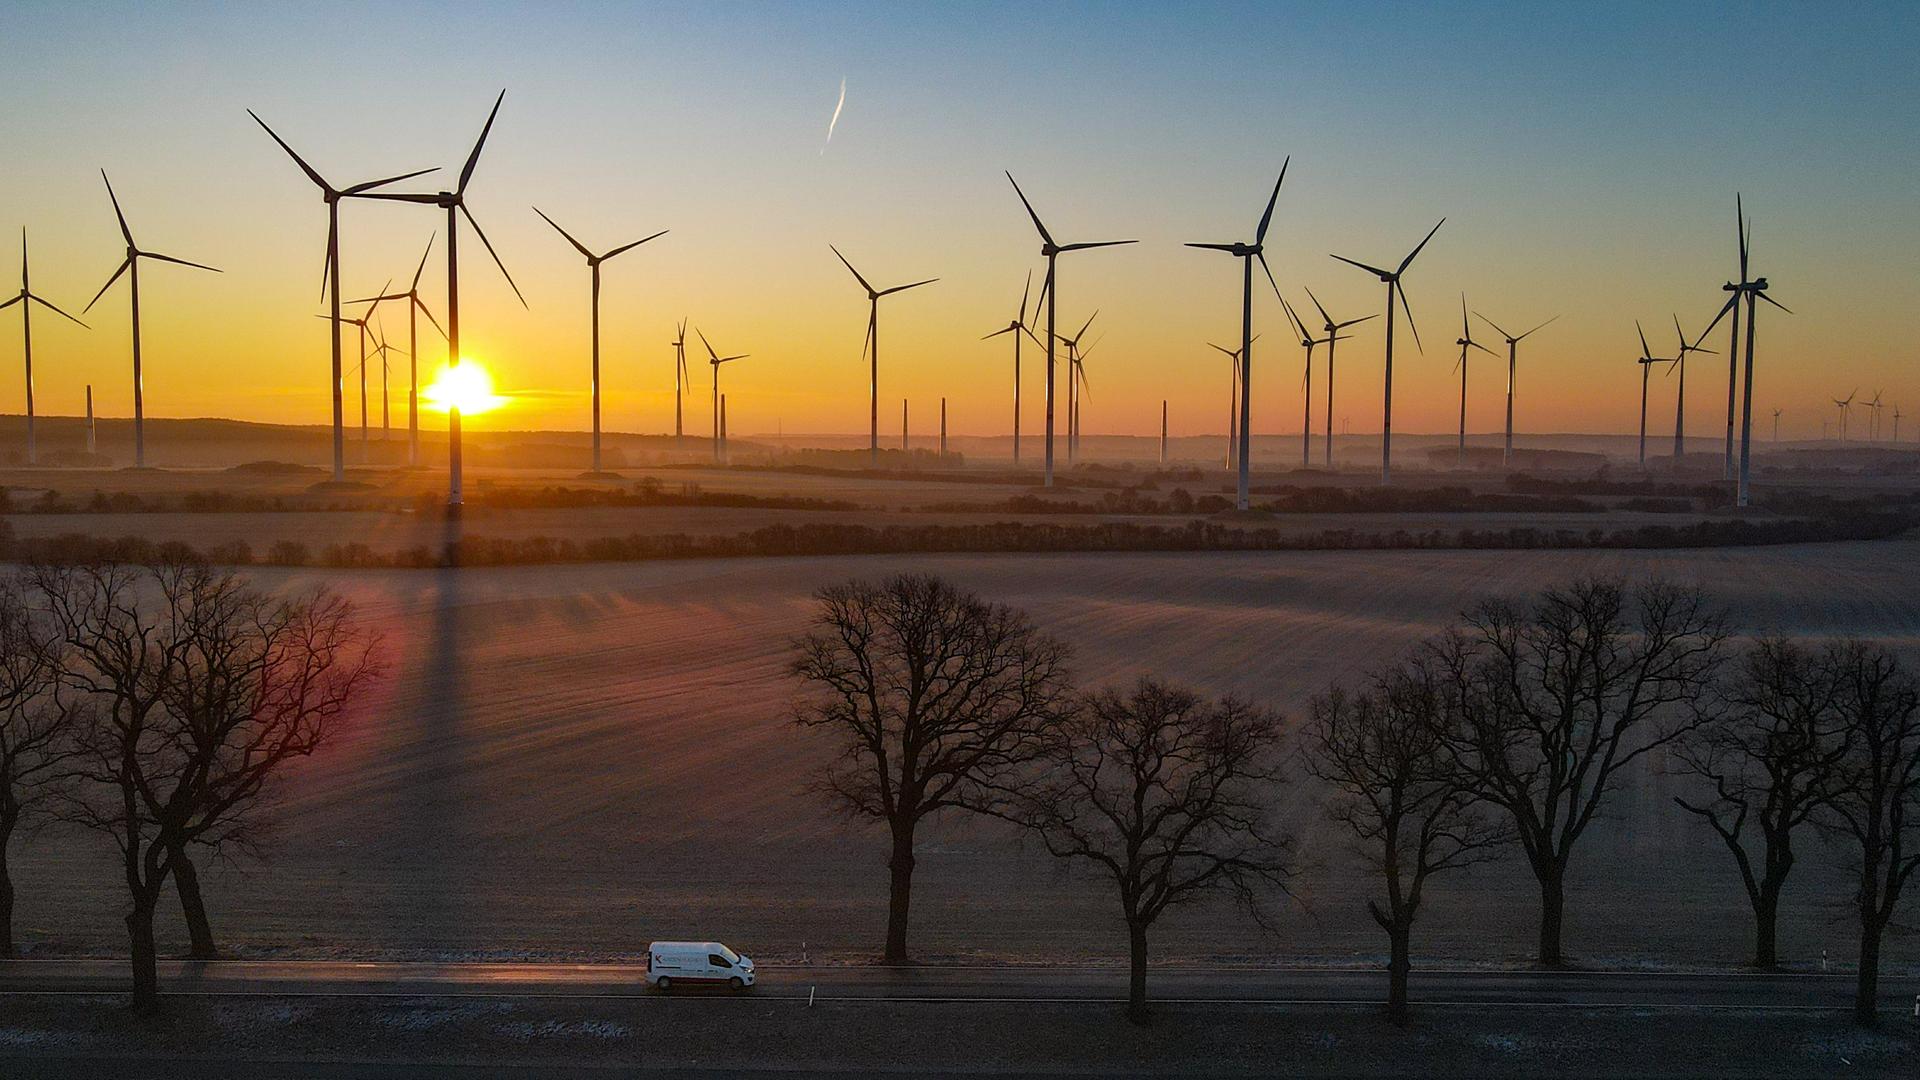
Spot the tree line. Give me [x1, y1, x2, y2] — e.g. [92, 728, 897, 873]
[0, 562, 379, 1012]
[790, 573, 1920, 1025]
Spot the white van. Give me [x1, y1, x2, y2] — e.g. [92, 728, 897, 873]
[646, 941, 756, 992]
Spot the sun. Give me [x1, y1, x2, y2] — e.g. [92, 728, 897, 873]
[423, 361, 504, 415]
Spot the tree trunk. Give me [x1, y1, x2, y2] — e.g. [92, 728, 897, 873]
[1854, 918, 1881, 1027]
[882, 821, 916, 964]
[1126, 917, 1150, 1025]
[1536, 865, 1566, 967]
[1751, 882, 1780, 969]
[1386, 921, 1412, 1025]
[127, 891, 161, 1013]
[171, 846, 216, 960]
[0, 809, 15, 959]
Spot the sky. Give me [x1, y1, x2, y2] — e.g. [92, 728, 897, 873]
[2, 0, 1916, 442]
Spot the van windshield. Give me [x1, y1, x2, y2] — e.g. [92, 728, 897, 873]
[714, 944, 740, 963]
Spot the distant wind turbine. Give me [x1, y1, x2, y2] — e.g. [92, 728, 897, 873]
[1006, 172, 1136, 487]
[1303, 287, 1375, 469]
[1865, 389, 1884, 443]
[350, 238, 447, 467]
[1695, 194, 1790, 506]
[1050, 311, 1097, 463]
[697, 328, 747, 463]
[1451, 295, 1496, 468]
[1471, 309, 1557, 468]
[1332, 218, 1445, 485]
[1635, 321, 1676, 467]
[1772, 407, 1782, 443]
[1832, 390, 1855, 442]
[2, 228, 89, 465]
[1669, 314, 1716, 460]
[980, 272, 1039, 465]
[534, 207, 668, 475]
[359, 90, 526, 510]
[671, 319, 690, 449]
[84, 171, 221, 468]
[248, 110, 435, 482]
[1187, 162, 1290, 510]
[831, 245, 935, 467]
[1207, 339, 1255, 468]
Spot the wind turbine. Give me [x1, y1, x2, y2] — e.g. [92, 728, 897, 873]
[248, 110, 436, 483]
[349, 238, 446, 467]
[1068, 333, 1104, 460]
[1832, 390, 1855, 442]
[1049, 311, 1097, 463]
[319, 311, 373, 450]
[1207, 339, 1255, 468]
[1669, 315, 1717, 460]
[359, 89, 525, 511]
[1451, 296, 1496, 468]
[1865, 389, 1884, 443]
[1772, 407, 1782, 443]
[83, 172, 221, 469]
[368, 323, 406, 441]
[1635, 321, 1676, 467]
[1186, 163, 1289, 510]
[1894, 405, 1902, 445]
[2, 228, 88, 465]
[534, 207, 668, 475]
[1303, 287, 1375, 469]
[1695, 194, 1790, 506]
[696, 328, 747, 464]
[1471, 310, 1557, 468]
[671, 319, 690, 450]
[1006, 172, 1136, 487]
[980, 272, 1039, 465]
[1278, 295, 1318, 468]
[831, 245, 935, 467]
[1332, 218, 1445, 485]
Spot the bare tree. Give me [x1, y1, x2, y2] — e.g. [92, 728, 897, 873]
[1816, 641, 1920, 1026]
[1671, 638, 1849, 968]
[791, 573, 1071, 963]
[1306, 656, 1510, 1023]
[38, 561, 378, 1010]
[0, 575, 77, 957]
[1014, 677, 1291, 1022]
[1434, 578, 1728, 966]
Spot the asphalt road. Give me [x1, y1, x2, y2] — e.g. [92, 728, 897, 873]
[1, 958, 1912, 1011]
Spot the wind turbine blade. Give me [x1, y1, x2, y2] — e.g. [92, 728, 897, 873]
[1058, 240, 1136, 252]
[142, 252, 221, 273]
[696, 327, 720, 362]
[1329, 253, 1393, 278]
[1470, 340, 1496, 356]
[83, 258, 131, 313]
[603, 229, 669, 261]
[1303, 285, 1333, 327]
[533, 207, 594, 259]
[1697, 294, 1739, 340]
[1757, 292, 1793, 314]
[411, 234, 435, 292]
[100, 171, 135, 246]
[1336, 313, 1378, 329]
[1257, 251, 1282, 304]
[1689, 344, 1718, 356]
[414, 296, 447, 340]
[860, 309, 873, 366]
[1004, 172, 1055, 247]
[29, 294, 89, 328]
[829, 244, 875, 295]
[1018, 269, 1032, 326]
[1473, 311, 1512, 340]
[719, 354, 748, 363]
[1076, 310, 1098, 340]
[1278, 292, 1306, 340]
[1185, 242, 1242, 252]
[1020, 324, 1045, 348]
[982, 326, 1017, 340]
[1735, 193, 1748, 280]
[342, 167, 439, 196]
[1461, 294, 1471, 339]
[319, 214, 335, 302]
[246, 110, 330, 191]
[1397, 283, 1423, 353]
[354, 192, 443, 204]
[1515, 314, 1559, 341]
[1396, 218, 1445, 276]
[1254, 156, 1288, 245]
[878, 277, 937, 296]
[1207, 343, 1236, 358]
[461, 204, 526, 307]
[459, 89, 507, 194]
[1637, 320, 1652, 357]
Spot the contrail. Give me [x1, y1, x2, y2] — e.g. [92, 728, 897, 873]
[822, 77, 845, 155]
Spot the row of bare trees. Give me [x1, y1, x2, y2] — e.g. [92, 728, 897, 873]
[0, 562, 378, 1011]
[791, 573, 1920, 1026]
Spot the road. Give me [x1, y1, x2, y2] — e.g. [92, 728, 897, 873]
[1, 958, 1912, 1011]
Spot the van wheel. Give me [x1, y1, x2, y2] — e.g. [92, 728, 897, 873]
[655, 977, 671, 993]
[729, 976, 744, 992]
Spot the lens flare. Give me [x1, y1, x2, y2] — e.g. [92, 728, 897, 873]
[423, 361, 504, 415]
